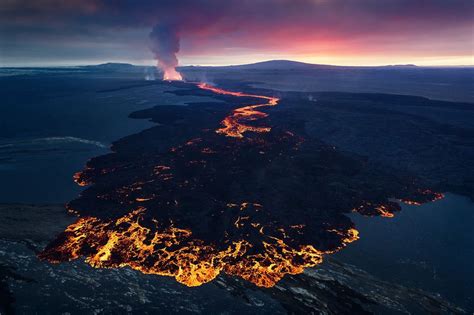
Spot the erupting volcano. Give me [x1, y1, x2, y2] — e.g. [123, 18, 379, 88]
[3, 0, 473, 312]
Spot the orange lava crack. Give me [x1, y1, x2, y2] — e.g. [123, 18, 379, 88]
[197, 83, 279, 138]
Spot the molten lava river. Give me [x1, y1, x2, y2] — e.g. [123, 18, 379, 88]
[39, 81, 443, 287]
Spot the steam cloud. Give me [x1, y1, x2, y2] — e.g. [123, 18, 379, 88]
[149, 23, 182, 81]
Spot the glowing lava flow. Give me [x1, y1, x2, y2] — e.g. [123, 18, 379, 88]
[197, 83, 279, 138]
[40, 82, 446, 289]
[40, 206, 360, 288]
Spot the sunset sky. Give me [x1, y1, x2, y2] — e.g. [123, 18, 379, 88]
[1, 0, 473, 67]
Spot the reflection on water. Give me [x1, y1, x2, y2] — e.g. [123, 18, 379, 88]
[336, 193, 474, 311]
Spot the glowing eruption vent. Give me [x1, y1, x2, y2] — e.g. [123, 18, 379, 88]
[162, 67, 183, 81]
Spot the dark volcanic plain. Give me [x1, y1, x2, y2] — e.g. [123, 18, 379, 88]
[39, 80, 446, 286]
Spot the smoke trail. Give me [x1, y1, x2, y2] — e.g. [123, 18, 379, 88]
[149, 23, 183, 81]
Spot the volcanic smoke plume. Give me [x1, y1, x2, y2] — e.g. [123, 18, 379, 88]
[149, 23, 183, 81]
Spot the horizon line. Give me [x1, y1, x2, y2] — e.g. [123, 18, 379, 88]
[2, 59, 474, 69]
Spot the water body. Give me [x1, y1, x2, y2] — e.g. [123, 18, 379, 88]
[0, 71, 217, 203]
[335, 193, 474, 311]
[0, 137, 108, 203]
[0, 77, 147, 203]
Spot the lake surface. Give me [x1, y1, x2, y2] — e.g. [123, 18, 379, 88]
[0, 75, 150, 203]
[0, 72, 218, 203]
[335, 193, 474, 311]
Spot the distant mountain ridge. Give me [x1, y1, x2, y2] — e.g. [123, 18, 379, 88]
[221, 60, 336, 69]
[82, 60, 419, 72]
[83, 62, 138, 69]
[182, 60, 418, 70]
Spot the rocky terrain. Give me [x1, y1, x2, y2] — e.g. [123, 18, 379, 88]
[0, 204, 464, 314]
